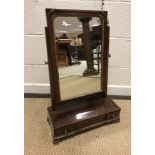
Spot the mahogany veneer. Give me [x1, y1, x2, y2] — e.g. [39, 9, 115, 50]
[47, 94, 120, 143]
[45, 9, 121, 143]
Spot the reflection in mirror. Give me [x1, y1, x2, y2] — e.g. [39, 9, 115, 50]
[54, 16, 102, 100]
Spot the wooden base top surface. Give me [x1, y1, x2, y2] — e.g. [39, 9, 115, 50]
[48, 97, 120, 129]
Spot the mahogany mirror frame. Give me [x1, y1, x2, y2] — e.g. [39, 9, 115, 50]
[45, 9, 109, 110]
[45, 9, 121, 143]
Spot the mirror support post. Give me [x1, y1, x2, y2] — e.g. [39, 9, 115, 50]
[78, 17, 98, 76]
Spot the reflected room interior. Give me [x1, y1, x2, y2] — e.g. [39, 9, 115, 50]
[54, 16, 102, 100]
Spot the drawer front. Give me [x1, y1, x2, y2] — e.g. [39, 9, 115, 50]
[54, 125, 75, 138]
[105, 111, 120, 120]
[54, 127, 65, 137]
[75, 114, 106, 131]
[54, 111, 120, 138]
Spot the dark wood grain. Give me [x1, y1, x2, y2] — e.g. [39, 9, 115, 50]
[101, 25, 110, 96]
[47, 97, 120, 143]
[44, 9, 121, 143]
[45, 9, 108, 105]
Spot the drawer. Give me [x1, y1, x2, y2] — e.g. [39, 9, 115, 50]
[105, 111, 120, 120]
[75, 115, 106, 131]
[54, 125, 75, 137]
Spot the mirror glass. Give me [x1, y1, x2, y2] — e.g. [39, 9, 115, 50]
[54, 16, 102, 100]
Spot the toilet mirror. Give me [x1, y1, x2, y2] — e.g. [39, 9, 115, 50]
[45, 9, 109, 107]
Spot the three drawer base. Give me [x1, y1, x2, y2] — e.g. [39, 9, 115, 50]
[47, 97, 121, 143]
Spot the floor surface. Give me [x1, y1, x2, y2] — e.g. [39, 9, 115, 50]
[24, 98, 131, 155]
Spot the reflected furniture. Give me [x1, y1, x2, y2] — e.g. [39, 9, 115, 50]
[70, 44, 84, 65]
[45, 9, 121, 143]
[56, 49, 68, 67]
[56, 39, 71, 66]
[93, 45, 101, 72]
[78, 24, 102, 73]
